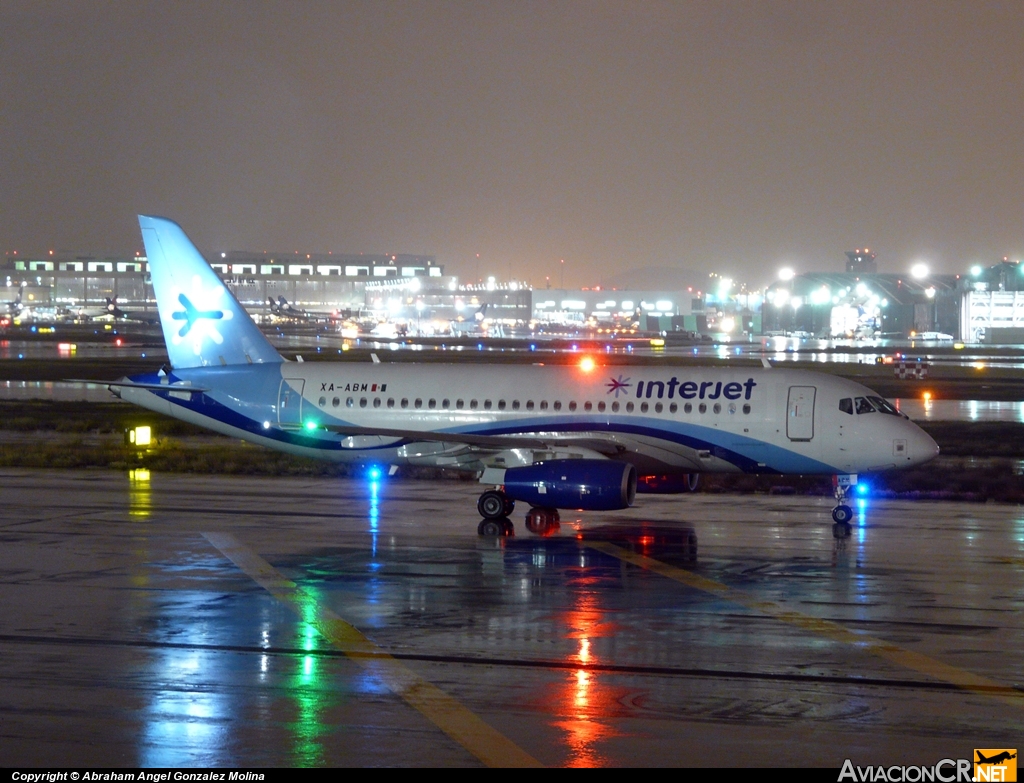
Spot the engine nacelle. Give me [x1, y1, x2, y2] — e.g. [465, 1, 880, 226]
[503, 459, 637, 511]
[636, 473, 700, 494]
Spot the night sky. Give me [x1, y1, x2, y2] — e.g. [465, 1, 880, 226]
[3, 1, 1024, 287]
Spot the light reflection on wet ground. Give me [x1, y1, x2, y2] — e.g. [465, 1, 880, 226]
[0, 470, 1021, 766]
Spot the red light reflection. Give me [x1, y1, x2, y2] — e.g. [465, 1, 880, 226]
[544, 579, 623, 767]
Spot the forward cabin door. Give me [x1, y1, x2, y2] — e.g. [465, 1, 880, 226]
[278, 378, 305, 428]
[786, 386, 816, 441]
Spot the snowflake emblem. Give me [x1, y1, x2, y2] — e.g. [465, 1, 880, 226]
[169, 275, 233, 355]
[606, 374, 632, 397]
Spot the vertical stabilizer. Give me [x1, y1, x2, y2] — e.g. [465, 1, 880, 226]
[138, 215, 282, 368]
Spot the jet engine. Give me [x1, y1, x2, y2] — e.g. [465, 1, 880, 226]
[502, 459, 637, 511]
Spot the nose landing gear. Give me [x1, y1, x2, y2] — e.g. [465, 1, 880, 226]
[831, 475, 854, 538]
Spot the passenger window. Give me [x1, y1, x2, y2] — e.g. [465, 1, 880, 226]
[401, 398, 409, 408]
[713, 403, 721, 414]
[584, 401, 592, 411]
[414, 398, 423, 408]
[387, 398, 395, 409]
[429, 399, 437, 409]
[456, 399, 464, 409]
[373, 398, 381, 408]
[498, 400, 506, 410]
[626, 402, 634, 412]
[332, 397, 340, 408]
[669, 402, 677, 413]
[598, 401, 606, 412]
[839, 398, 854, 415]
[728, 403, 736, 414]
[347, 397, 354, 408]
[442, 399, 450, 409]
[360, 398, 368, 408]
[640, 402, 649, 413]
[684, 403, 692, 413]
[553, 401, 562, 411]
[512, 400, 520, 410]
[612, 401, 620, 412]
[484, 400, 492, 410]
[540, 401, 548, 410]
[698, 403, 707, 414]
[470, 399, 478, 409]
[568, 401, 577, 411]
[526, 400, 534, 410]
[855, 397, 875, 414]
[742, 404, 751, 414]
[318, 396, 326, 407]
[655, 402, 663, 413]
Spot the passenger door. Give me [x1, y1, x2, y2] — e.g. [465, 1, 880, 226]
[278, 378, 305, 428]
[786, 386, 816, 441]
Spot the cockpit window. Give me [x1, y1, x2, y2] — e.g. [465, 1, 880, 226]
[839, 398, 853, 415]
[855, 397, 875, 414]
[868, 396, 901, 416]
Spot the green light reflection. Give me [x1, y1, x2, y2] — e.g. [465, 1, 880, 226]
[289, 586, 330, 766]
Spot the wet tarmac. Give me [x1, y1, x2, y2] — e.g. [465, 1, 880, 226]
[0, 470, 1021, 767]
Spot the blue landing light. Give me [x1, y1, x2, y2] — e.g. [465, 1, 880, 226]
[367, 466, 382, 480]
[856, 483, 869, 496]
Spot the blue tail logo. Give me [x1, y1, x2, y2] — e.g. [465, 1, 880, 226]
[172, 293, 224, 337]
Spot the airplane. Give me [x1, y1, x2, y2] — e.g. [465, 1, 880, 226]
[450, 304, 508, 338]
[68, 297, 160, 324]
[3, 284, 25, 318]
[103, 216, 939, 538]
[267, 295, 351, 322]
[976, 751, 1016, 765]
[3, 284, 59, 322]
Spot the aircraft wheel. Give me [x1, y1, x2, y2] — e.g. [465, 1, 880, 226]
[478, 518, 512, 537]
[832, 522, 852, 539]
[525, 507, 560, 536]
[478, 490, 508, 520]
[831, 504, 853, 524]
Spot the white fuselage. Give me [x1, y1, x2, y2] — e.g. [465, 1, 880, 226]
[120, 362, 938, 477]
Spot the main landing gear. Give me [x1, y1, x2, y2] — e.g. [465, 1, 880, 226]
[524, 507, 560, 537]
[831, 475, 854, 539]
[477, 488, 561, 538]
[478, 489, 515, 520]
[477, 490, 516, 535]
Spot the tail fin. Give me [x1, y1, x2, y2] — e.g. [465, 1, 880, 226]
[138, 215, 282, 368]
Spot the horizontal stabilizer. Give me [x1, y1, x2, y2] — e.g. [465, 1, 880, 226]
[64, 379, 210, 393]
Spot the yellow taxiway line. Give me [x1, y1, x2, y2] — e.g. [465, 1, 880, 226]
[203, 532, 543, 768]
[586, 540, 1024, 710]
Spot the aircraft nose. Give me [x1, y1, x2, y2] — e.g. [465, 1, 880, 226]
[910, 426, 940, 465]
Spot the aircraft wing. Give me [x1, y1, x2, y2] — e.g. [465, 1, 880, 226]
[317, 423, 626, 455]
